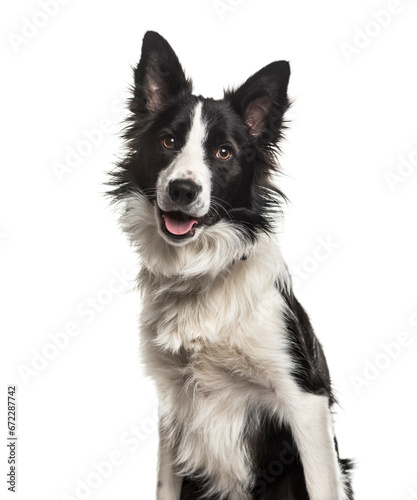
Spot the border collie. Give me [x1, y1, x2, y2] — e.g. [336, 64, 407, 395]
[109, 31, 354, 500]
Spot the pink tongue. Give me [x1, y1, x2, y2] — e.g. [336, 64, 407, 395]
[163, 213, 197, 235]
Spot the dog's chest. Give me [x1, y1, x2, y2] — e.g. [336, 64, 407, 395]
[146, 275, 288, 401]
[142, 265, 291, 493]
[175, 341, 268, 398]
[159, 344, 268, 492]
[145, 266, 282, 353]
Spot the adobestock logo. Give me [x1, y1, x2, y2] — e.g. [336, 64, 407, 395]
[290, 235, 340, 290]
[212, 0, 246, 21]
[408, 488, 417, 500]
[0, 232, 8, 246]
[61, 409, 158, 500]
[407, 488, 417, 500]
[340, 0, 408, 63]
[51, 96, 125, 182]
[350, 311, 417, 395]
[384, 139, 417, 192]
[52, 121, 114, 182]
[7, 0, 73, 53]
[61, 453, 125, 500]
[17, 267, 135, 385]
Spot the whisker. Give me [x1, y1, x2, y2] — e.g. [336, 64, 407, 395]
[209, 200, 233, 221]
[211, 196, 233, 210]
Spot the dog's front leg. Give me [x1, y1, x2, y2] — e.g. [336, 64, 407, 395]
[284, 393, 347, 500]
[156, 425, 182, 500]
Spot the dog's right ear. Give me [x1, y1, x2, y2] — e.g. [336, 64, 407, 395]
[132, 31, 192, 113]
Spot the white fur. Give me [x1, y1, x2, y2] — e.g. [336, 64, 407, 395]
[157, 102, 211, 219]
[283, 394, 350, 500]
[122, 192, 255, 281]
[157, 433, 182, 500]
[120, 191, 349, 499]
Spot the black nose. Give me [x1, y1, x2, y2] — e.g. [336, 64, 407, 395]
[168, 179, 200, 206]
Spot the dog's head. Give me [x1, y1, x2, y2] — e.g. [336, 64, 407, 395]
[110, 31, 290, 256]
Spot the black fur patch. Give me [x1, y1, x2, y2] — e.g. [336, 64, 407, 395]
[180, 477, 221, 500]
[247, 412, 309, 500]
[180, 413, 309, 500]
[279, 284, 335, 405]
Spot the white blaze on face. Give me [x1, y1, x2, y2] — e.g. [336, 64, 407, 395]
[156, 102, 211, 217]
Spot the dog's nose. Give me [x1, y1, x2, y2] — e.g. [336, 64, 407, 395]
[168, 179, 200, 206]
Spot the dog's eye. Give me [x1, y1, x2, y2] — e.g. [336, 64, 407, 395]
[162, 135, 176, 149]
[216, 146, 232, 160]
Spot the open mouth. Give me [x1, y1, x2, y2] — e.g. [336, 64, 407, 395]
[161, 211, 201, 240]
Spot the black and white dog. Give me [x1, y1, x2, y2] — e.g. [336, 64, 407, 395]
[109, 31, 354, 500]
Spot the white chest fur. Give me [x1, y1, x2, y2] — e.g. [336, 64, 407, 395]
[139, 237, 347, 500]
[140, 244, 295, 497]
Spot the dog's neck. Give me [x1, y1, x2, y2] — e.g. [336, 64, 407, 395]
[137, 233, 290, 353]
[138, 231, 288, 298]
[138, 251, 248, 297]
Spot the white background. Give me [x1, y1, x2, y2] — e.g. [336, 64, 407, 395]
[1, 1, 417, 499]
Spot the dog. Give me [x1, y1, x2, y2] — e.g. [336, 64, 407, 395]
[109, 31, 354, 500]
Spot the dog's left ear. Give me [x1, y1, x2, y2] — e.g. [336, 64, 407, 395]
[132, 31, 192, 113]
[225, 61, 290, 142]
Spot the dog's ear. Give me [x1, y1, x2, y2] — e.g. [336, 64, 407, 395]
[132, 31, 192, 113]
[225, 61, 290, 142]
